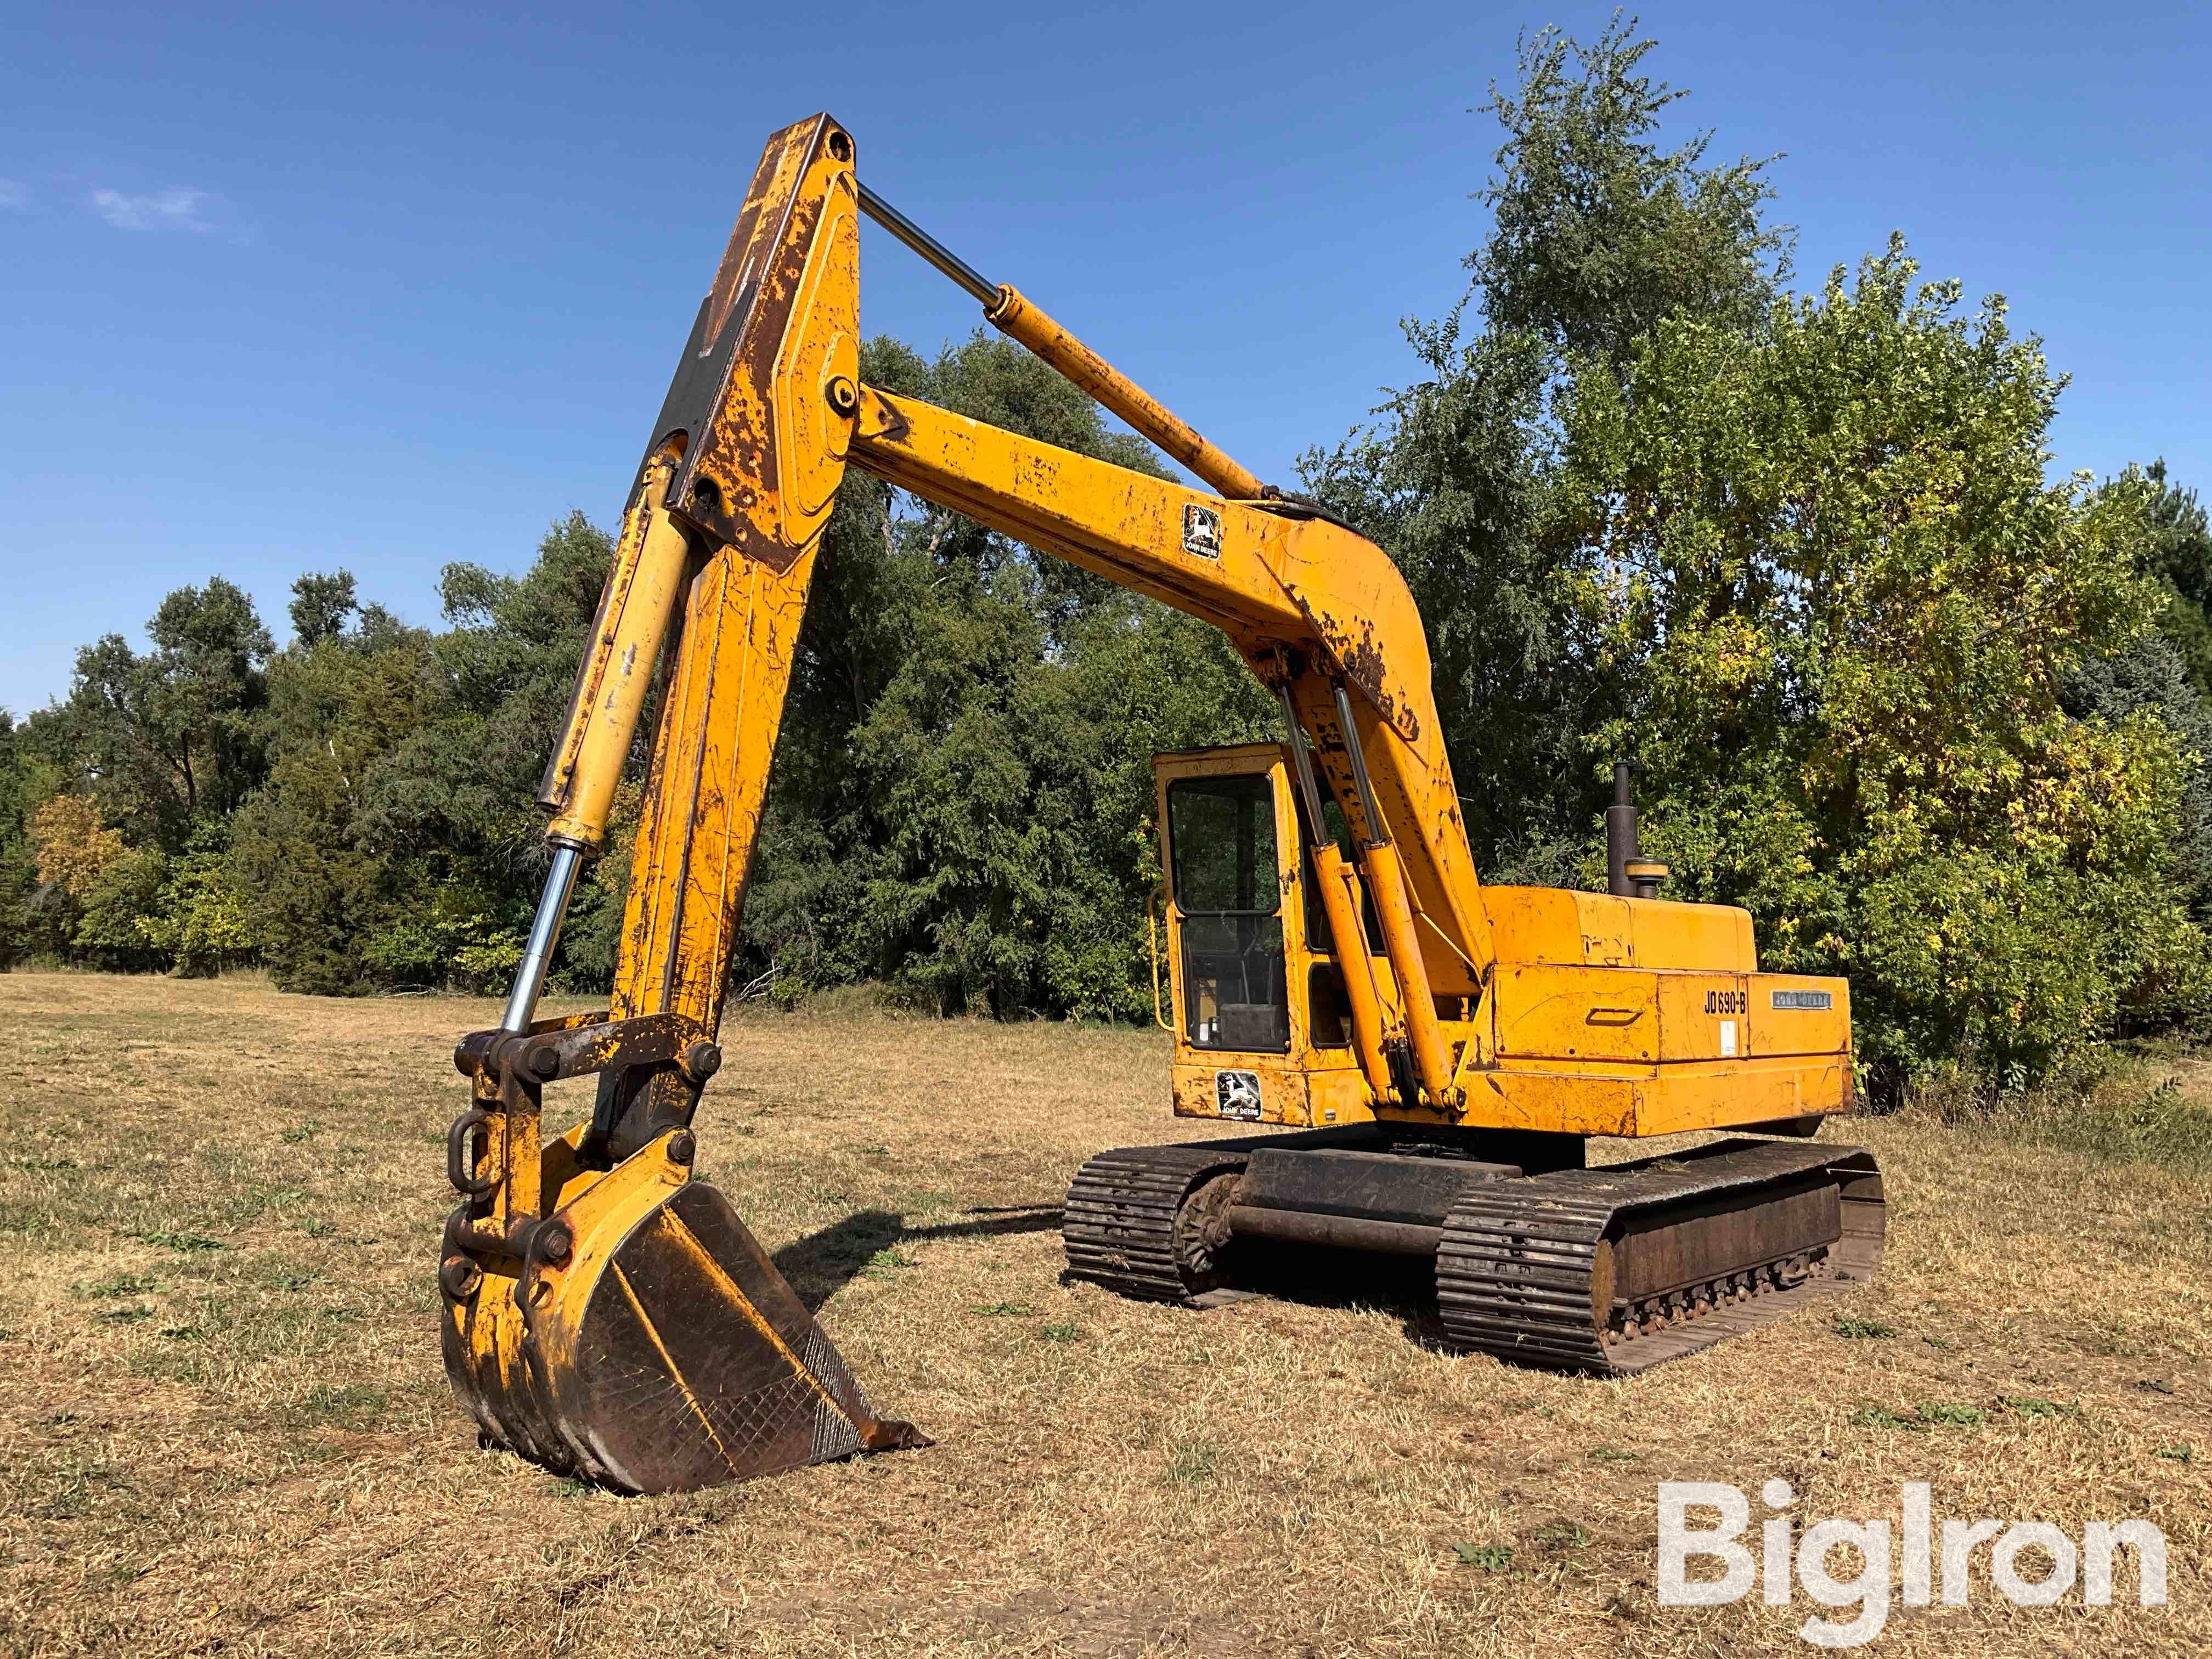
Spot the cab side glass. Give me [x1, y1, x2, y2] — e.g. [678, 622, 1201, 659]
[1167, 775, 1289, 1053]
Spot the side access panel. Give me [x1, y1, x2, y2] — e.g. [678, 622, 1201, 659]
[1460, 963, 1854, 1137]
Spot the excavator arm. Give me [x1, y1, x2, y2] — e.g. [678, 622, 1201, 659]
[441, 113, 1484, 1491]
[540, 115, 1491, 1133]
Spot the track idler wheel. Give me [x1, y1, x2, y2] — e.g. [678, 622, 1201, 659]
[1063, 1142, 1256, 1305]
[441, 1128, 927, 1493]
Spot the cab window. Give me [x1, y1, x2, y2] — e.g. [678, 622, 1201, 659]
[1167, 776, 1288, 1053]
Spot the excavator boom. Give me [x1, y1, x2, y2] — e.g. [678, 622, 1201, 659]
[436, 115, 1883, 1494]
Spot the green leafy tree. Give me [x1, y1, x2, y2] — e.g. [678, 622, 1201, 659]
[343, 519, 613, 991]
[1470, 13, 1793, 365]
[53, 577, 272, 850]
[227, 571, 450, 992]
[2065, 468, 2212, 928]
[1561, 245, 2200, 1086]
[13, 20, 2207, 1090]
[1304, 16, 1792, 876]
[287, 569, 360, 650]
[365, 515, 611, 855]
[1306, 18, 2209, 1087]
[71, 847, 168, 971]
[0, 714, 44, 964]
[1301, 324, 1584, 876]
[137, 822, 257, 977]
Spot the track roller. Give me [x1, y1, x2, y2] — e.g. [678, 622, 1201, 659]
[1437, 1138, 1886, 1375]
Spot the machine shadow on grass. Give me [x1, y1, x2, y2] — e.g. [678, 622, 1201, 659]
[772, 1205, 1064, 1313]
[777, 1204, 1453, 1344]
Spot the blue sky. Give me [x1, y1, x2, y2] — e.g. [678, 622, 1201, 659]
[3, 2, 2206, 716]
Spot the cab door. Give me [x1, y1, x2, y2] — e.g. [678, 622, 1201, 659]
[1160, 761, 1291, 1054]
[1154, 743, 1382, 1125]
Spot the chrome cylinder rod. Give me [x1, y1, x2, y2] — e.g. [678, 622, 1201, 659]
[1332, 683, 1390, 847]
[1278, 684, 1331, 844]
[500, 844, 583, 1034]
[856, 182, 998, 306]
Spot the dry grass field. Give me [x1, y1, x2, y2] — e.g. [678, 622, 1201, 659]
[1, 970, 2205, 1657]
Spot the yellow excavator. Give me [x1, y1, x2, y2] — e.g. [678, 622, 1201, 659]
[438, 115, 1885, 1494]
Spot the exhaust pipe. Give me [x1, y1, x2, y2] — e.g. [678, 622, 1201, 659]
[1606, 761, 1668, 900]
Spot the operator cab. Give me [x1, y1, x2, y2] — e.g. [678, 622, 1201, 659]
[1152, 743, 1383, 1127]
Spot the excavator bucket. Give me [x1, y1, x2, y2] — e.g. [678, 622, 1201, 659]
[442, 1116, 926, 1494]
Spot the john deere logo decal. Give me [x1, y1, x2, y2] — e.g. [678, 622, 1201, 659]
[1216, 1069, 1261, 1120]
[1182, 504, 1222, 558]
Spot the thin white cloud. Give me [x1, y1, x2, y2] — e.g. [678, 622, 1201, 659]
[91, 186, 214, 232]
[0, 179, 26, 210]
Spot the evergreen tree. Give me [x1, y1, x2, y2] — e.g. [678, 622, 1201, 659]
[2135, 460, 2212, 696]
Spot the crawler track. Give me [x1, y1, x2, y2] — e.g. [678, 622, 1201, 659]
[1435, 1139, 1886, 1375]
[1065, 1133, 1886, 1376]
[1062, 1142, 1254, 1305]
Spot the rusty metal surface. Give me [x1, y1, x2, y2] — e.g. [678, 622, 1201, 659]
[1609, 1177, 1841, 1304]
[442, 986, 923, 1492]
[1234, 1144, 1520, 1227]
[1173, 1172, 1243, 1295]
[640, 114, 859, 574]
[1064, 1131, 1882, 1383]
[453, 1012, 704, 1086]
[1063, 1127, 1532, 1295]
[1224, 1204, 1441, 1256]
[445, 1176, 926, 1495]
[550, 1181, 922, 1492]
[1062, 1142, 1257, 1305]
[453, 1009, 610, 1077]
[1435, 1139, 1887, 1376]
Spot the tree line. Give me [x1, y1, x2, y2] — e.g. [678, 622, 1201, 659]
[6, 20, 2210, 1097]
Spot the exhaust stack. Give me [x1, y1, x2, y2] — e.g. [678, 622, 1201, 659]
[1606, 762, 1668, 900]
